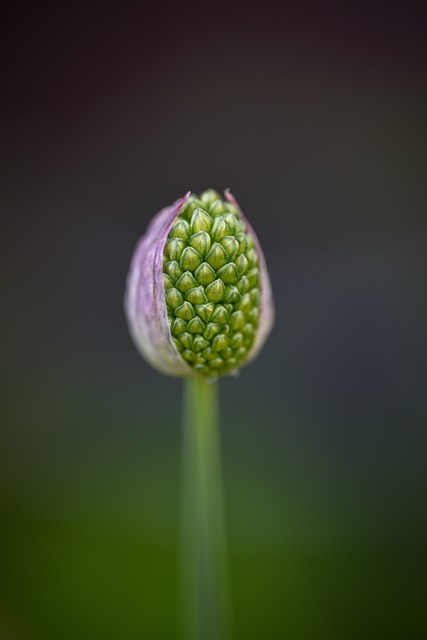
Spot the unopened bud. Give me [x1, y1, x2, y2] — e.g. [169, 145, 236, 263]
[125, 189, 274, 377]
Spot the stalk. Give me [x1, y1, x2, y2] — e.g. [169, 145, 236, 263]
[180, 377, 232, 640]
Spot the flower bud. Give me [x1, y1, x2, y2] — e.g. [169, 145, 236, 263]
[125, 189, 274, 377]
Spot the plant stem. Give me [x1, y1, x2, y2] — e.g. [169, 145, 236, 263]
[180, 377, 232, 640]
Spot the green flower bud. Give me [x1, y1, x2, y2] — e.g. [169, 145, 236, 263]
[195, 302, 216, 322]
[222, 213, 239, 235]
[182, 349, 196, 362]
[205, 279, 226, 303]
[193, 335, 210, 352]
[211, 217, 231, 242]
[206, 243, 228, 270]
[125, 189, 274, 378]
[164, 260, 183, 281]
[163, 273, 174, 290]
[190, 208, 213, 234]
[216, 263, 239, 284]
[224, 285, 240, 303]
[187, 316, 206, 334]
[166, 237, 187, 261]
[235, 232, 247, 255]
[176, 271, 198, 292]
[175, 301, 195, 321]
[200, 188, 221, 208]
[169, 218, 191, 241]
[171, 318, 187, 335]
[212, 334, 229, 352]
[189, 230, 211, 257]
[211, 305, 228, 325]
[230, 311, 246, 331]
[220, 236, 239, 260]
[195, 262, 216, 285]
[180, 196, 205, 221]
[166, 288, 184, 310]
[180, 246, 203, 271]
[179, 332, 194, 350]
[235, 254, 249, 275]
[209, 199, 228, 216]
[204, 323, 221, 340]
[185, 286, 208, 305]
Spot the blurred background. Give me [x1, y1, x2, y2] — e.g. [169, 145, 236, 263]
[1, 3, 426, 639]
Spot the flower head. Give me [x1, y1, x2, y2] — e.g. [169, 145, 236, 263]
[125, 189, 274, 377]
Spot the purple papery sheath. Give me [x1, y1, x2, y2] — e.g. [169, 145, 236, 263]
[125, 192, 194, 376]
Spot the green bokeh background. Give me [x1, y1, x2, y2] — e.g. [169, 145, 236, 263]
[1, 5, 426, 639]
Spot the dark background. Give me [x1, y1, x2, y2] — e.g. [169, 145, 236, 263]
[1, 4, 426, 639]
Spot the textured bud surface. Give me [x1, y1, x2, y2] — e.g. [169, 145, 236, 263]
[163, 190, 264, 377]
[125, 189, 274, 378]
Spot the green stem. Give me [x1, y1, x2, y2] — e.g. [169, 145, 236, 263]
[180, 377, 232, 640]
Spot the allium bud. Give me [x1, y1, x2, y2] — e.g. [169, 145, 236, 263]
[125, 189, 274, 377]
